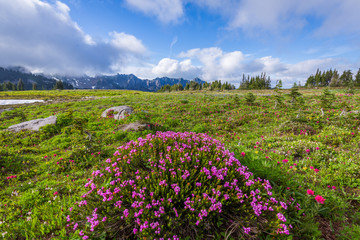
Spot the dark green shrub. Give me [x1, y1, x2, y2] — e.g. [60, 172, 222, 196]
[244, 93, 256, 105]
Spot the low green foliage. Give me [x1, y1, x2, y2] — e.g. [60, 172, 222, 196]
[0, 88, 359, 239]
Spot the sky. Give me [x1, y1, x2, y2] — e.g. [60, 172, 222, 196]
[1, 0, 360, 87]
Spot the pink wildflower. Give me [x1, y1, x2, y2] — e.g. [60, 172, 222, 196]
[306, 189, 314, 195]
[315, 195, 325, 204]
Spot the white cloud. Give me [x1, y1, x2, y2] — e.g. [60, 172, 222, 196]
[125, 0, 184, 23]
[0, 0, 148, 75]
[152, 58, 201, 79]
[110, 32, 147, 55]
[220, 51, 245, 73]
[178, 47, 245, 81]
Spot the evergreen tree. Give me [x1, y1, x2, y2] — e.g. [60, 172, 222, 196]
[32, 82, 37, 90]
[320, 88, 335, 109]
[274, 80, 283, 109]
[54, 80, 64, 90]
[17, 78, 24, 91]
[245, 92, 256, 105]
[202, 82, 210, 89]
[305, 75, 316, 87]
[355, 68, 360, 87]
[289, 87, 302, 106]
[5, 81, 14, 91]
[158, 84, 171, 92]
[329, 70, 341, 87]
[340, 70, 353, 87]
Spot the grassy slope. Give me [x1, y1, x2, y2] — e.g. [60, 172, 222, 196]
[0, 89, 359, 239]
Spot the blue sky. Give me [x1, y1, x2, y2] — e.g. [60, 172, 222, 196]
[1, 0, 360, 87]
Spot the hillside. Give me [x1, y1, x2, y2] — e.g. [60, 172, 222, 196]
[0, 67, 73, 90]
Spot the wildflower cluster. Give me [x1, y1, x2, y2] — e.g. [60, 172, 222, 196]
[67, 131, 291, 239]
[6, 175, 17, 180]
[307, 189, 326, 204]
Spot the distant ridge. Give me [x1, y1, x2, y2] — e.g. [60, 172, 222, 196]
[0, 67, 73, 90]
[0, 66, 206, 91]
[58, 74, 206, 92]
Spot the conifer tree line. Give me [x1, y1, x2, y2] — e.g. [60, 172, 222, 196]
[158, 80, 235, 92]
[238, 72, 272, 89]
[305, 68, 360, 87]
[0, 79, 25, 91]
[0, 79, 65, 91]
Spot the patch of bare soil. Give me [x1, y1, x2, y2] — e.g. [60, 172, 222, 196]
[316, 216, 343, 240]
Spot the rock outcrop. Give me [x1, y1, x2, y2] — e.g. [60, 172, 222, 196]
[101, 106, 133, 120]
[0, 108, 14, 114]
[8, 115, 57, 132]
[118, 121, 151, 131]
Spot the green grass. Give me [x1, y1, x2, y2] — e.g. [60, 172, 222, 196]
[0, 88, 359, 239]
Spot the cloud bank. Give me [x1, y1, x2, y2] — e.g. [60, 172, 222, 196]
[0, 0, 148, 75]
[151, 47, 348, 87]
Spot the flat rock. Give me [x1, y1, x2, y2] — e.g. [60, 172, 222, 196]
[101, 106, 133, 120]
[8, 115, 57, 132]
[0, 108, 14, 114]
[118, 121, 151, 132]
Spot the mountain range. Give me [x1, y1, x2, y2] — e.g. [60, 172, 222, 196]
[0, 66, 73, 90]
[0, 66, 205, 92]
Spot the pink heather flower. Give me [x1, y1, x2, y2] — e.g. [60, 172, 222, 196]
[241, 152, 245, 157]
[254, 146, 257, 149]
[243, 227, 251, 234]
[332, 186, 336, 190]
[83, 236, 89, 240]
[315, 195, 325, 204]
[277, 213, 287, 222]
[196, 182, 201, 187]
[306, 189, 314, 195]
[133, 228, 138, 234]
[316, 147, 319, 150]
[56, 162, 59, 165]
[351, 132, 355, 135]
[44, 156, 47, 159]
[282, 159, 288, 163]
[265, 156, 269, 159]
[306, 149, 310, 153]
[314, 169, 319, 173]
[53, 192, 58, 196]
[310, 166, 314, 169]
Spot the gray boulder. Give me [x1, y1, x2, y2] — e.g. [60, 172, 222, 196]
[8, 115, 57, 132]
[119, 121, 151, 132]
[0, 108, 14, 114]
[101, 106, 133, 120]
